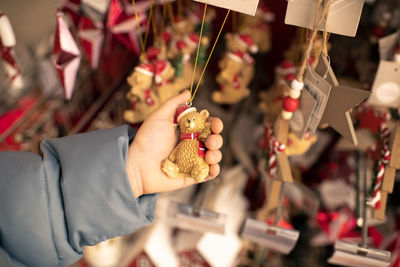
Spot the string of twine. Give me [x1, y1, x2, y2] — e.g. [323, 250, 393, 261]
[143, 0, 155, 48]
[322, 0, 333, 56]
[132, 0, 146, 53]
[167, 2, 175, 24]
[189, 3, 208, 95]
[297, 0, 333, 82]
[177, 0, 183, 18]
[190, 9, 231, 103]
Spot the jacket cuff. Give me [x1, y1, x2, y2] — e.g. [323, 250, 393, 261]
[41, 125, 157, 252]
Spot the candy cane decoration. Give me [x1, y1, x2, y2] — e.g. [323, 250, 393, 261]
[266, 122, 286, 178]
[368, 123, 391, 209]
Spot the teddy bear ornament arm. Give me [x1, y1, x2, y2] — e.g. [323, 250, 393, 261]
[161, 105, 212, 182]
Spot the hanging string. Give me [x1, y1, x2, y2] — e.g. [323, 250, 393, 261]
[152, 8, 158, 39]
[167, 2, 175, 24]
[296, 0, 324, 82]
[189, 3, 208, 97]
[189, 9, 231, 103]
[177, 0, 183, 18]
[132, 0, 146, 53]
[162, 3, 167, 31]
[322, 0, 333, 56]
[143, 0, 155, 49]
[232, 11, 237, 32]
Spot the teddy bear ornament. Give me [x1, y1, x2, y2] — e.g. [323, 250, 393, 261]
[162, 105, 212, 182]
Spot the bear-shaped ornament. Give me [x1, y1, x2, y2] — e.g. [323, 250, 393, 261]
[162, 105, 211, 182]
[124, 63, 160, 124]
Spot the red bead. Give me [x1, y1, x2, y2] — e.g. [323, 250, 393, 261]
[282, 96, 299, 112]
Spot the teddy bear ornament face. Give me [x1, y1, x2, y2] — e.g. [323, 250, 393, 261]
[162, 105, 212, 182]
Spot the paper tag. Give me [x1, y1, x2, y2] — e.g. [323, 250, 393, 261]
[291, 89, 317, 138]
[378, 31, 399, 61]
[285, 0, 365, 37]
[304, 68, 331, 131]
[368, 60, 400, 108]
[291, 66, 331, 138]
[194, 0, 260, 16]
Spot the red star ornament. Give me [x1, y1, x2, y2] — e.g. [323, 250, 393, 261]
[78, 16, 104, 69]
[107, 0, 149, 55]
[52, 10, 82, 100]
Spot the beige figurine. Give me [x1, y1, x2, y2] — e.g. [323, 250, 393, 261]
[162, 105, 211, 182]
[240, 4, 274, 53]
[124, 63, 160, 124]
[224, 33, 258, 86]
[153, 59, 182, 102]
[213, 51, 250, 104]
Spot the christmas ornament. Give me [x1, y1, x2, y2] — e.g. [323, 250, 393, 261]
[0, 12, 23, 90]
[240, 4, 274, 53]
[107, 0, 148, 55]
[78, 16, 104, 69]
[153, 59, 182, 102]
[315, 55, 370, 145]
[52, 10, 82, 100]
[124, 63, 160, 124]
[213, 33, 257, 104]
[162, 105, 211, 182]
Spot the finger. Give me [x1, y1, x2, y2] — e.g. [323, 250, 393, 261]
[156, 90, 191, 119]
[211, 117, 223, 134]
[205, 150, 222, 165]
[205, 134, 223, 150]
[208, 164, 220, 179]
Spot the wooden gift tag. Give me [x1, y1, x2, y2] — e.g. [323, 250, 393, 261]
[194, 0, 260, 16]
[285, 0, 365, 37]
[291, 66, 331, 138]
[274, 117, 293, 183]
[373, 191, 388, 221]
[382, 166, 396, 193]
[388, 123, 400, 169]
[368, 61, 400, 108]
[315, 55, 370, 146]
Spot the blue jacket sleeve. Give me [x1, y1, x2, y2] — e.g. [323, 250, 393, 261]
[0, 125, 157, 267]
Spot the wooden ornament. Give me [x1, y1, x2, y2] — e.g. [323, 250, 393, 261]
[381, 166, 396, 194]
[372, 191, 388, 221]
[274, 117, 293, 183]
[266, 179, 283, 213]
[162, 106, 211, 182]
[388, 122, 400, 169]
[315, 55, 370, 146]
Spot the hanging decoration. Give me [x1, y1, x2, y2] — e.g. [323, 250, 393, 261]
[52, 10, 82, 100]
[78, 16, 104, 69]
[0, 12, 23, 90]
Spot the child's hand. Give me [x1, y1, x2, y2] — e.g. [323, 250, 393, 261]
[126, 91, 223, 198]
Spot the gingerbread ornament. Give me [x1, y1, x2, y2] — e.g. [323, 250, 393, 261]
[162, 105, 211, 182]
[124, 63, 160, 124]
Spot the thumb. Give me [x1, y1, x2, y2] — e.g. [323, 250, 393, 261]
[156, 90, 191, 119]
